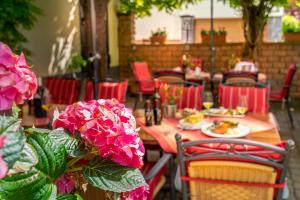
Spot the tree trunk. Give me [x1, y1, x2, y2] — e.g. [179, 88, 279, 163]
[241, 1, 273, 60]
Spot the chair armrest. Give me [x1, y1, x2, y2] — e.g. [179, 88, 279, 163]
[144, 153, 172, 181]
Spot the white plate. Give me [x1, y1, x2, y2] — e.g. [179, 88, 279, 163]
[205, 108, 245, 118]
[178, 119, 209, 130]
[201, 123, 250, 138]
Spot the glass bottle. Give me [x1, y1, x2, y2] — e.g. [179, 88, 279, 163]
[145, 100, 152, 126]
[153, 99, 162, 125]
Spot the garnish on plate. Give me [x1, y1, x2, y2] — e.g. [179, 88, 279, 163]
[211, 121, 238, 135]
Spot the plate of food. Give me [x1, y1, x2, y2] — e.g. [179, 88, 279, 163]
[178, 113, 207, 130]
[201, 121, 250, 138]
[181, 108, 199, 118]
[205, 108, 245, 118]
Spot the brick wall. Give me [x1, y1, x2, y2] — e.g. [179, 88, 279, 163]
[118, 14, 300, 97]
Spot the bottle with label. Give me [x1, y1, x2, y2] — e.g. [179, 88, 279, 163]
[145, 100, 152, 126]
[153, 99, 162, 125]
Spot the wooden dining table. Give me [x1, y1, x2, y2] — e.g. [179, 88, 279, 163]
[134, 109, 281, 153]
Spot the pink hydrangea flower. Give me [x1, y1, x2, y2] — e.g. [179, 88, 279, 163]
[55, 173, 76, 194]
[120, 185, 149, 200]
[0, 42, 37, 110]
[53, 99, 145, 168]
[0, 136, 8, 179]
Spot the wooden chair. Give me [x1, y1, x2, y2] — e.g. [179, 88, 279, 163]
[218, 82, 269, 113]
[270, 64, 298, 127]
[44, 77, 80, 105]
[175, 134, 294, 200]
[153, 70, 185, 82]
[222, 71, 258, 85]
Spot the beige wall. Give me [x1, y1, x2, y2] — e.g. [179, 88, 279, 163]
[195, 18, 269, 43]
[23, 0, 81, 77]
[108, 0, 119, 67]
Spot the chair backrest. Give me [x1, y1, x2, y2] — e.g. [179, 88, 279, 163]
[223, 71, 258, 84]
[45, 77, 80, 105]
[131, 61, 152, 81]
[175, 134, 294, 200]
[218, 83, 269, 113]
[153, 70, 185, 82]
[281, 64, 298, 99]
[84, 80, 128, 103]
[158, 81, 204, 110]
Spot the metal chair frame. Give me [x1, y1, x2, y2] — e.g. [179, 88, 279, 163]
[175, 134, 294, 200]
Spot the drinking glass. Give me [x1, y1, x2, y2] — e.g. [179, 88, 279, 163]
[237, 95, 248, 114]
[202, 91, 213, 110]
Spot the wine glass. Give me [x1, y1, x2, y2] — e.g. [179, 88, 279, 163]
[202, 91, 213, 111]
[237, 95, 248, 115]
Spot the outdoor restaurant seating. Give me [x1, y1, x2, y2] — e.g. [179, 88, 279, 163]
[222, 71, 258, 84]
[175, 134, 294, 200]
[157, 80, 204, 110]
[44, 77, 80, 105]
[84, 79, 128, 103]
[131, 61, 155, 110]
[270, 64, 298, 127]
[218, 82, 269, 113]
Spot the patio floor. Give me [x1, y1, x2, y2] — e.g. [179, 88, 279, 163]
[125, 97, 300, 200]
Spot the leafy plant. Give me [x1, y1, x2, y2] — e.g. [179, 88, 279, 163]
[69, 53, 87, 72]
[162, 84, 183, 105]
[0, 100, 147, 200]
[119, 0, 202, 17]
[200, 27, 227, 36]
[282, 15, 300, 33]
[151, 27, 167, 37]
[0, 0, 42, 55]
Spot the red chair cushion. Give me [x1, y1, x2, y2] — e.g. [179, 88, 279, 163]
[159, 83, 204, 110]
[132, 62, 155, 93]
[270, 91, 283, 101]
[218, 84, 268, 113]
[141, 162, 167, 200]
[45, 77, 79, 105]
[98, 80, 128, 103]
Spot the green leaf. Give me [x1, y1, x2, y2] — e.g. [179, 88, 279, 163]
[26, 128, 51, 135]
[49, 128, 81, 157]
[27, 133, 67, 179]
[56, 193, 83, 200]
[7, 143, 38, 175]
[83, 158, 146, 193]
[0, 133, 67, 200]
[0, 116, 25, 168]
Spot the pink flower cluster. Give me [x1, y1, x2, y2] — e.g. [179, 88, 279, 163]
[53, 99, 145, 168]
[0, 42, 37, 110]
[0, 136, 7, 179]
[55, 173, 76, 194]
[120, 185, 149, 200]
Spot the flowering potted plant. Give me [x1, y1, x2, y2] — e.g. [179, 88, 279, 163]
[201, 27, 227, 44]
[0, 99, 148, 200]
[162, 84, 183, 118]
[150, 27, 167, 44]
[0, 43, 38, 114]
[282, 15, 300, 42]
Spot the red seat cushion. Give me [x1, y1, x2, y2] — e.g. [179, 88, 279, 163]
[45, 77, 79, 105]
[132, 62, 155, 93]
[270, 91, 283, 101]
[98, 81, 128, 103]
[141, 162, 167, 200]
[159, 83, 204, 110]
[218, 84, 268, 113]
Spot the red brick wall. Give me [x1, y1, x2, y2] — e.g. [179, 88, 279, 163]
[118, 14, 300, 97]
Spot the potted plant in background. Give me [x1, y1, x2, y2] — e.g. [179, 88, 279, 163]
[201, 27, 227, 44]
[282, 15, 300, 42]
[68, 53, 87, 78]
[162, 84, 183, 118]
[150, 27, 167, 44]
